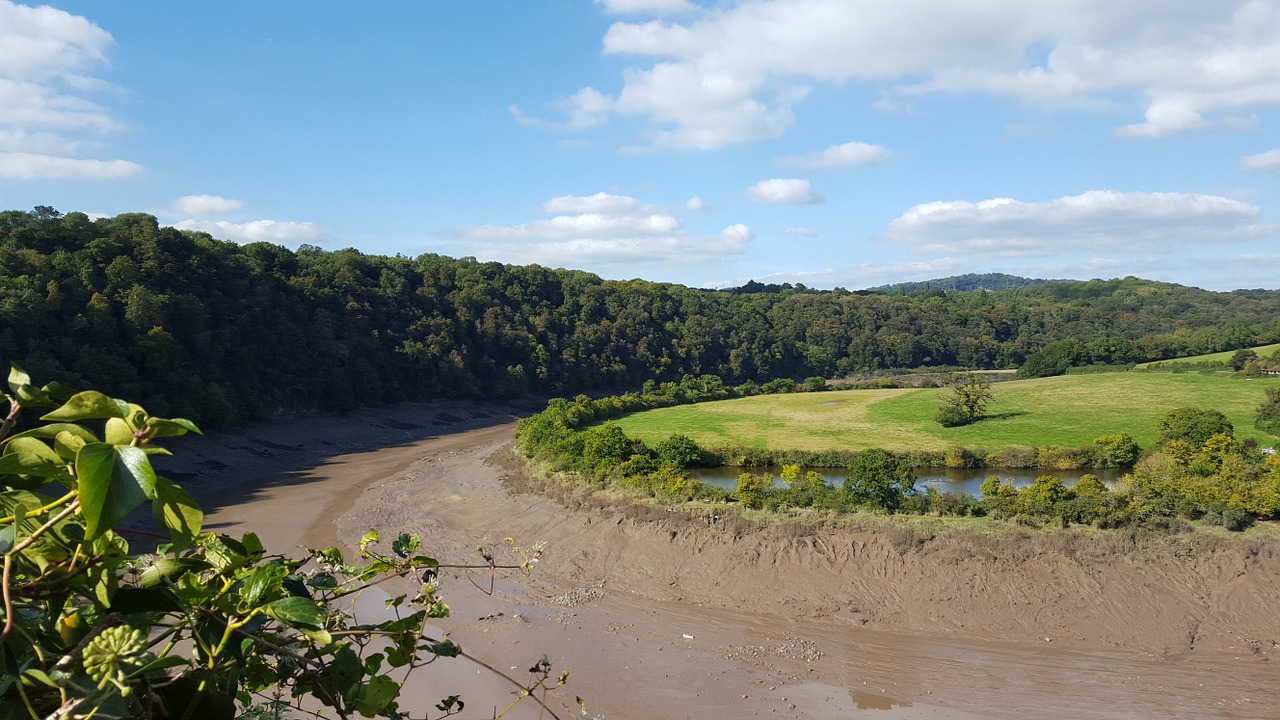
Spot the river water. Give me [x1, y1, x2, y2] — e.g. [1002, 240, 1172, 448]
[694, 465, 1127, 497]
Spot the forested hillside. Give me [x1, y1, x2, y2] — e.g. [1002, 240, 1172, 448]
[3, 207, 1279, 425]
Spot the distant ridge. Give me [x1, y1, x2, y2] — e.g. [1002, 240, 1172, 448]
[861, 272, 1064, 294]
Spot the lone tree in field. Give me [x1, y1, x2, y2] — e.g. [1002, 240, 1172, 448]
[936, 373, 995, 427]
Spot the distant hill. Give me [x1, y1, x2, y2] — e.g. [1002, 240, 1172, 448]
[862, 273, 1062, 294]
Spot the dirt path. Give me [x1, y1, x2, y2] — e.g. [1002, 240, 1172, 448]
[190, 402, 1280, 719]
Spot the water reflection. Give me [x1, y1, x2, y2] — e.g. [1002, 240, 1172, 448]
[694, 466, 1126, 498]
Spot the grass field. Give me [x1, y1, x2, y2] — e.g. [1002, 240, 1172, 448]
[1134, 342, 1280, 368]
[609, 373, 1280, 453]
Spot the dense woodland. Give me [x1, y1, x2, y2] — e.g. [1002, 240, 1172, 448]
[4, 207, 1280, 426]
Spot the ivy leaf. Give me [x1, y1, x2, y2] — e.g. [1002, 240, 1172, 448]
[354, 675, 400, 716]
[4, 423, 99, 445]
[7, 365, 31, 395]
[241, 563, 287, 608]
[152, 477, 203, 550]
[76, 443, 157, 542]
[0, 521, 17, 554]
[104, 418, 134, 445]
[145, 417, 202, 438]
[42, 391, 130, 422]
[265, 596, 325, 629]
[0, 437, 69, 477]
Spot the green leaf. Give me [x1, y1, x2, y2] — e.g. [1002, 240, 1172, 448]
[146, 417, 202, 438]
[76, 443, 158, 541]
[4, 423, 99, 445]
[7, 365, 31, 395]
[40, 382, 76, 404]
[127, 656, 189, 678]
[240, 563, 287, 608]
[0, 438, 70, 477]
[354, 675, 400, 716]
[13, 383, 53, 408]
[42, 391, 129, 422]
[104, 417, 134, 445]
[152, 477, 202, 549]
[54, 430, 88, 463]
[265, 596, 325, 629]
[0, 521, 17, 554]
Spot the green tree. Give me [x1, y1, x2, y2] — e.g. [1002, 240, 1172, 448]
[1094, 433, 1141, 467]
[936, 373, 994, 427]
[735, 472, 770, 509]
[1157, 407, 1233, 447]
[1230, 348, 1258, 371]
[844, 449, 915, 512]
[654, 434, 702, 468]
[581, 421, 631, 469]
[1256, 387, 1280, 435]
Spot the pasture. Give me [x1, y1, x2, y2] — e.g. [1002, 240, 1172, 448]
[1134, 342, 1280, 369]
[609, 373, 1280, 453]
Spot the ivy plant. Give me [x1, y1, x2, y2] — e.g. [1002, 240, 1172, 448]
[0, 366, 567, 720]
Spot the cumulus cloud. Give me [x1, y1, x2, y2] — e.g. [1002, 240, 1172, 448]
[880, 190, 1267, 257]
[1241, 148, 1280, 174]
[0, 1, 137, 179]
[0, 152, 139, 179]
[685, 196, 705, 211]
[172, 194, 243, 216]
[447, 191, 752, 270]
[543, 191, 641, 214]
[776, 141, 892, 169]
[747, 178, 824, 205]
[558, 0, 1280, 147]
[175, 219, 331, 244]
[710, 257, 968, 290]
[595, 0, 698, 16]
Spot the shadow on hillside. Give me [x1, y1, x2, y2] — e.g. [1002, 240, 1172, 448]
[980, 411, 1030, 421]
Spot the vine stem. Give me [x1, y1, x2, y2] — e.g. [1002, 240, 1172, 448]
[1, 500, 81, 644]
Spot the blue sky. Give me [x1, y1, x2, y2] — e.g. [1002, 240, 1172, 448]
[2, 0, 1279, 291]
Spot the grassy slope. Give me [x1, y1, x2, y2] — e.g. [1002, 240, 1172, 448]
[1134, 342, 1280, 368]
[611, 373, 1280, 453]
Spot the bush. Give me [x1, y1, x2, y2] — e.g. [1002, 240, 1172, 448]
[0, 366, 563, 718]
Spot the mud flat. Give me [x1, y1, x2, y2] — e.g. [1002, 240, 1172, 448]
[167, 402, 1280, 719]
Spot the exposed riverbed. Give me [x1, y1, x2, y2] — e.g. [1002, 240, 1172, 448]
[157, 401, 1280, 719]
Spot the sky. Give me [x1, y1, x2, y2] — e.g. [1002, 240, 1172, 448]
[2, 0, 1279, 292]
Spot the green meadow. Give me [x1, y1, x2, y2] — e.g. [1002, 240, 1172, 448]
[1134, 342, 1280, 368]
[610, 373, 1280, 453]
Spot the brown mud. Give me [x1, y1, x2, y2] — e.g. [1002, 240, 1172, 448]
[160, 401, 1280, 719]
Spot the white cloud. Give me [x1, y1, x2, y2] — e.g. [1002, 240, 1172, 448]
[1241, 148, 1280, 174]
[543, 191, 641, 214]
[880, 190, 1268, 257]
[447, 191, 751, 270]
[564, 87, 614, 128]
[776, 141, 892, 169]
[173, 194, 243, 216]
[747, 178, 824, 205]
[0, 151, 139, 179]
[559, 1, 1280, 147]
[685, 196, 705, 211]
[175, 219, 331, 244]
[783, 227, 816, 237]
[0, 1, 137, 178]
[710, 257, 968, 290]
[595, 0, 698, 16]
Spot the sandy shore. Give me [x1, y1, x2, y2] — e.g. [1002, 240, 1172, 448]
[165, 401, 1280, 719]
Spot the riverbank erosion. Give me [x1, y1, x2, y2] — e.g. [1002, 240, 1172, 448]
[158, 401, 1280, 719]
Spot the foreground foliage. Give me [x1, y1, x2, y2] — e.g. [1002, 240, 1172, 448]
[0, 367, 563, 720]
